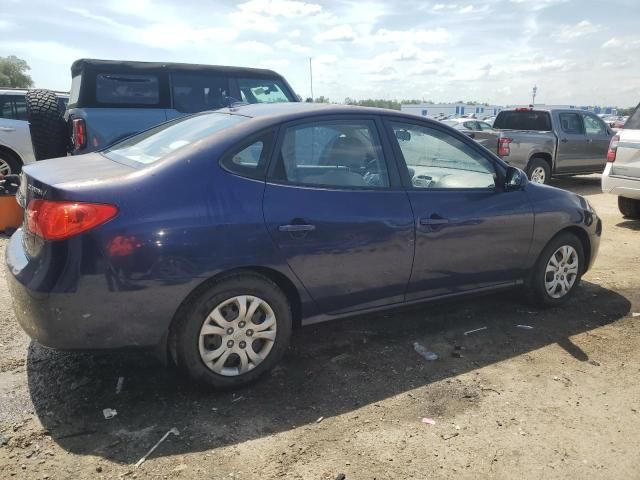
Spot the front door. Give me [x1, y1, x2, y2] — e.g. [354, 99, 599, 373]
[582, 113, 612, 171]
[384, 119, 534, 300]
[263, 117, 414, 314]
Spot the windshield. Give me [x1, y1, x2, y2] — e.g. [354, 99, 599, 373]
[238, 78, 295, 103]
[493, 110, 552, 131]
[103, 112, 248, 165]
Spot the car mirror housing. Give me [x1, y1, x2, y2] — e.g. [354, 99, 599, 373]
[504, 166, 527, 191]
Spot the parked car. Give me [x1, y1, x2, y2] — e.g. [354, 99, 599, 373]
[602, 104, 640, 218]
[492, 107, 613, 184]
[0, 88, 68, 174]
[24, 59, 299, 161]
[442, 118, 499, 149]
[6, 103, 601, 388]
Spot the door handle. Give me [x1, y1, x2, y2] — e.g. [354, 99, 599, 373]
[560, 138, 568, 143]
[278, 224, 316, 232]
[419, 217, 449, 226]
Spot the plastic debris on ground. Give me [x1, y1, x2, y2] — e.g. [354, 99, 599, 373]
[421, 417, 436, 426]
[102, 408, 117, 420]
[316, 416, 324, 423]
[463, 326, 487, 336]
[632, 312, 640, 318]
[515, 324, 535, 330]
[413, 342, 438, 361]
[135, 428, 180, 468]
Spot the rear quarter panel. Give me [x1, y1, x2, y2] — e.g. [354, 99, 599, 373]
[496, 131, 556, 170]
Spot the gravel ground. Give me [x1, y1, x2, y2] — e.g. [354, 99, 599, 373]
[0, 175, 639, 480]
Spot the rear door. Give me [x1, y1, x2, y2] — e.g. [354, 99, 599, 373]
[582, 113, 612, 170]
[555, 111, 590, 172]
[0, 94, 35, 167]
[263, 116, 415, 314]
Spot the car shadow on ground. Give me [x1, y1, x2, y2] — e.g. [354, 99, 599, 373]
[26, 281, 630, 465]
[549, 175, 602, 196]
[616, 220, 640, 231]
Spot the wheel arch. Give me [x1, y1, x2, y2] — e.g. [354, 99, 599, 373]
[163, 266, 303, 365]
[549, 226, 592, 274]
[528, 152, 553, 172]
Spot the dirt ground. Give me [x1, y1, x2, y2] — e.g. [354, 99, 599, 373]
[0, 175, 639, 480]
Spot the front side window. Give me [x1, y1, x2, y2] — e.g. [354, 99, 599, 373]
[96, 73, 160, 105]
[273, 120, 389, 189]
[238, 78, 293, 104]
[477, 121, 493, 131]
[559, 113, 584, 134]
[389, 122, 496, 189]
[583, 115, 606, 135]
[104, 112, 247, 165]
[171, 73, 229, 113]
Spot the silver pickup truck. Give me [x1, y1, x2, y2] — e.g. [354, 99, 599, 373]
[493, 107, 613, 184]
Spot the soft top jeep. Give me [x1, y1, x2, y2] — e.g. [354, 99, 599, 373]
[24, 59, 299, 160]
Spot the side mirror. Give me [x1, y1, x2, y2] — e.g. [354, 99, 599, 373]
[504, 166, 527, 191]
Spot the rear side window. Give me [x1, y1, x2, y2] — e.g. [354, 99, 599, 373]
[69, 74, 81, 105]
[0, 95, 27, 120]
[171, 73, 230, 113]
[238, 78, 293, 104]
[220, 133, 274, 180]
[624, 104, 640, 130]
[103, 112, 247, 165]
[96, 74, 159, 105]
[493, 111, 552, 131]
[559, 113, 584, 134]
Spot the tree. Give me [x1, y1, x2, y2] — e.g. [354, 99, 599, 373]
[0, 55, 34, 88]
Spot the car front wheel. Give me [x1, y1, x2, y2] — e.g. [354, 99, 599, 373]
[527, 232, 584, 306]
[618, 196, 640, 219]
[175, 272, 292, 388]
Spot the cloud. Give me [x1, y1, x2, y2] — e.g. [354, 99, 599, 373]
[0, 19, 15, 31]
[237, 41, 272, 53]
[552, 20, 601, 42]
[432, 4, 457, 11]
[314, 54, 338, 64]
[509, 0, 568, 11]
[238, 0, 322, 18]
[2, 40, 87, 67]
[371, 28, 452, 45]
[314, 25, 356, 42]
[602, 37, 622, 49]
[289, 29, 302, 38]
[275, 39, 310, 54]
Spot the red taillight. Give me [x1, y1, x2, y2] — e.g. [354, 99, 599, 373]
[498, 137, 512, 156]
[26, 200, 117, 241]
[72, 118, 86, 150]
[607, 134, 620, 162]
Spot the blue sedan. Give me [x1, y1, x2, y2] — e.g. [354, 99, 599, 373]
[5, 103, 601, 388]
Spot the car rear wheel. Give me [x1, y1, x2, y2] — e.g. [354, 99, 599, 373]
[526, 232, 584, 306]
[526, 157, 551, 185]
[175, 273, 292, 388]
[0, 151, 21, 175]
[618, 196, 640, 219]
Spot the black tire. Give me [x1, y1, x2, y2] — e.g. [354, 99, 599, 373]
[526, 232, 584, 306]
[25, 89, 68, 161]
[526, 157, 551, 185]
[618, 196, 640, 219]
[175, 272, 292, 389]
[0, 150, 22, 175]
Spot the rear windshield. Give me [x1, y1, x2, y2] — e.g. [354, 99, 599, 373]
[493, 110, 552, 131]
[238, 78, 295, 103]
[624, 104, 640, 130]
[103, 112, 247, 165]
[96, 73, 160, 105]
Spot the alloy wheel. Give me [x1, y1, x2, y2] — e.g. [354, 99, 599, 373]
[544, 245, 579, 299]
[0, 158, 11, 176]
[530, 166, 546, 184]
[198, 295, 277, 376]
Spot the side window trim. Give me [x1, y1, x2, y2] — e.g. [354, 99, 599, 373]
[219, 128, 277, 181]
[382, 116, 504, 191]
[266, 115, 402, 190]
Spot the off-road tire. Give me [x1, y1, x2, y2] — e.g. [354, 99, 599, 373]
[174, 272, 292, 389]
[25, 89, 68, 161]
[525, 232, 584, 307]
[618, 196, 640, 219]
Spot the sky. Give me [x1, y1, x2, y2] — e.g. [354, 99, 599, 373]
[1, 0, 639, 107]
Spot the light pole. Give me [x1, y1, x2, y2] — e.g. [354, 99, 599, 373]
[309, 57, 314, 102]
[531, 85, 537, 106]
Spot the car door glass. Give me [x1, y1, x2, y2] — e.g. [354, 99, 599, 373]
[390, 122, 496, 189]
[96, 74, 159, 105]
[559, 113, 583, 134]
[583, 115, 606, 135]
[220, 134, 273, 180]
[13, 98, 27, 121]
[478, 122, 492, 131]
[171, 73, 229, 113]
[274, 120, 389, 189]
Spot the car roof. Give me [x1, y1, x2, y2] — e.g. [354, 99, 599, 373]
[71, 58, 286, 79]
[216, 102, 431, 123]
[0, 89, 69, 97]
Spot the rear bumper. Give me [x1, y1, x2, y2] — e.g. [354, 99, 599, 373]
[602, 163, 640, 200]
[4, 229, 179, 350]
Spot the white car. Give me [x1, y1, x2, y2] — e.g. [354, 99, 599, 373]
[0, 89, 68, 175]
[602, 106, 640, 218]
